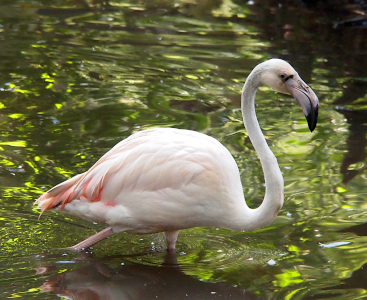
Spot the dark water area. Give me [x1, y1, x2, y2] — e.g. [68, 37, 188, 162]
[0, 0, 366, 299]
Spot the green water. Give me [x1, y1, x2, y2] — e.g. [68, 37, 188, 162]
[1, 1, 367, 299]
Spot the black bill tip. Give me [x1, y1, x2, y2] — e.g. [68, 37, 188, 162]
[306, 103, 318, 132]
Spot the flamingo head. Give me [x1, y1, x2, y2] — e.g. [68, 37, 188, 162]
[259, 59, 319, 132]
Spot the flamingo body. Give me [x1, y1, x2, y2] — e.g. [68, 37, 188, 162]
[39, 128, 245, 233]
[36, 59, 319, 251]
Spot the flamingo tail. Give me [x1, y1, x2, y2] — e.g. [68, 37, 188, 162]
[35, 173, 86, 218]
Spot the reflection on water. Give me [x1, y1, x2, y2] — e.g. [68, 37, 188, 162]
[336, 108, 367, 184]
[37, 251, 259, 300]
[0, 0, 367, 299]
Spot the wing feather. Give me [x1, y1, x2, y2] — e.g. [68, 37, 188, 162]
[35, 128, 239, 219]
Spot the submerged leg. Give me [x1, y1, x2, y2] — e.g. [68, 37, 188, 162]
[164, 230, 179, 250]
[163, 248, 178, 266]
[69, 227, 114, 251]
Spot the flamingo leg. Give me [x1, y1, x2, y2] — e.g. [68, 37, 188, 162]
[163, 248, 178, 266]
[164, 230, 179, 250]
[69, 227, 114, 251]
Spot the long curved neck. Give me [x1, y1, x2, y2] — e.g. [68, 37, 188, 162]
[239, 69, 284, 231]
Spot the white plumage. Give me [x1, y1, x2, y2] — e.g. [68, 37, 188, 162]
[36, 59, 319, 251]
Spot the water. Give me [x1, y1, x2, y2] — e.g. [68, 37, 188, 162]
[0, 0, 367, 299]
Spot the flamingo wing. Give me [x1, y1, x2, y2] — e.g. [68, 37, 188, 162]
[35, 128, 241, 224]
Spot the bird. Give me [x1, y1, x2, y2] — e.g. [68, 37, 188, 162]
[35, 59, 319, 251]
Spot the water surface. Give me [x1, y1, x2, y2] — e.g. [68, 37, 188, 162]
[1, 0, 367, 299]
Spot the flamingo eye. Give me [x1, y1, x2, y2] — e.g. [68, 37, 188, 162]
[280, 73, 293, 82]
[284, 74, 293, 82]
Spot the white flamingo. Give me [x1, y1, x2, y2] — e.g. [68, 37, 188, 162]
[36, 59, 319, 251]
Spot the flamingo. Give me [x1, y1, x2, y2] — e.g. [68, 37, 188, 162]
[35, 59, 319, 251]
